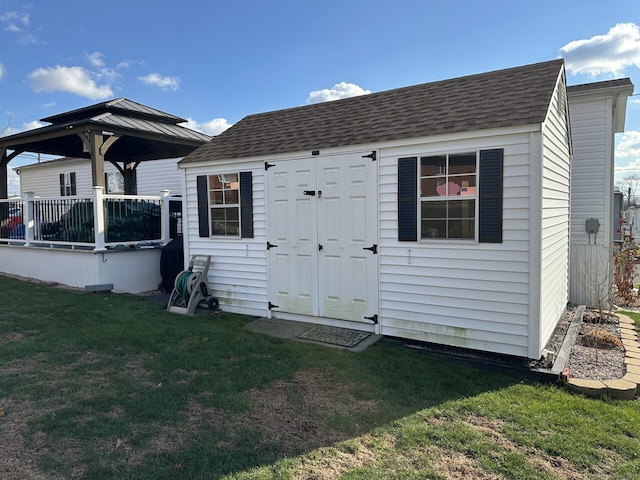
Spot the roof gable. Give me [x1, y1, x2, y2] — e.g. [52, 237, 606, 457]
[182, 59, 564, 163]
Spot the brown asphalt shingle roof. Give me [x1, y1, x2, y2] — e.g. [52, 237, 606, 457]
[181, 59, 564, 164]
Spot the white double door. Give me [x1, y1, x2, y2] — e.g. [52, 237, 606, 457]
[267, 152, 377, 323]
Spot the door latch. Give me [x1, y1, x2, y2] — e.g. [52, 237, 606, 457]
[318, 244, 323, 251]
[303, 190, 316, 196]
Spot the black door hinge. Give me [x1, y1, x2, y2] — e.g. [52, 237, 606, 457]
[362, 151, 376, 161]
[268, 302, 279, 310]
[363, 244, 378, 254]
[265, 162, 275, 170]
[267, 242, 278, 250]
[364, 314, 378, 324]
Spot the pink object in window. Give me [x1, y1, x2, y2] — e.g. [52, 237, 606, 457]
[436, 181, 460, 196]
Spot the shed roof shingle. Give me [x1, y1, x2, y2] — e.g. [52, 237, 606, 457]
[181, 59, 564, 164]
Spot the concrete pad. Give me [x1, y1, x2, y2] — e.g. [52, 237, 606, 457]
[245, 317, 381, 353]
[566, 378, 607, 397]
[603, 379, 637, 400]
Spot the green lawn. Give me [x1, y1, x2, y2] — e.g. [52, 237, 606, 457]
[1, 274, 639, 479]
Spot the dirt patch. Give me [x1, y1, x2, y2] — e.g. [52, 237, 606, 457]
[214, 368, 379, 455]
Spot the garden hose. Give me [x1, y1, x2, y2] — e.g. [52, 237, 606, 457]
[174, 271, 193, 299]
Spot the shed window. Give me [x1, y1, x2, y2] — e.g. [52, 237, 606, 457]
[420, 153, 477, 239]
[398, 149, 503, 243]
[196, 172, 253, 238]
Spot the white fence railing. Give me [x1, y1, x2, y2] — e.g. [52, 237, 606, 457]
[0, 188, 174, 251]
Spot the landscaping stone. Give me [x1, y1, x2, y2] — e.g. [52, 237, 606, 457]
[603, 379, 637, 399]
[566, 378, 607, 397]
[626, 364, 640, 376]
[623, 372, 640, 384]
[625, 357, 640, 367]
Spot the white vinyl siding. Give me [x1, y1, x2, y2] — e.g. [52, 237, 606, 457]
[568, 92, 616, 307]
[18, 157, 183, 197]
[379, 131, 535, 357]
[537, 79, 571, 355]
[569, 99, 610, 245]
[183, 160, 268, 316]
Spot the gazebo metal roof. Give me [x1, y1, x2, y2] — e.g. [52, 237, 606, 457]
[0, 98, 211, 197]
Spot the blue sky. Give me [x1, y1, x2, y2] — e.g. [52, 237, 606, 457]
[1, 0, 639, 195]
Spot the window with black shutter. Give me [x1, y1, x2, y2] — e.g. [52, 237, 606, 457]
[196, 172, 254, 238]
[397, 148, 503, 243]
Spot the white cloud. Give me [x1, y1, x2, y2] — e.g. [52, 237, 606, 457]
[560, 23, 640, 76]
[0, 11, 30, 32]
[28, 65, 113, 100]
[181, 117, 232, 136]
[87, 51, 105, 68]
[138, 73, 180, 91]
[306, 81, 371, 104]
[22, 120, 46, 131]
[0, 62, 4, 80]
[617, 130, 640, 159]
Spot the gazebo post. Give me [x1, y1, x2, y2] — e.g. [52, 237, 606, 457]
[0, 148, 8, 199]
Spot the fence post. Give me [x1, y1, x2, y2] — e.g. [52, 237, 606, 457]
[24, 191, 34, 246]
[93, 186, 106, 251]
[161, 189, 171, 245]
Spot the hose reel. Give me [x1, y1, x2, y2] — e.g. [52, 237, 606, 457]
[167, 255, 220, 315]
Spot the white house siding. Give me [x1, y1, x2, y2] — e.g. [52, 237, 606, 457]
[537, 80, 571, 356]
[378, 130, 537, 358]
[135, 158, 182, 196]
[18, 157, 182, 197]
[19, 158, 93, 196]
[182, 159, 268, 317]
[568, 97, 613, 306]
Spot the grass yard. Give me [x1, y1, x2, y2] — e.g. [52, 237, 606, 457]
[1, 275, 640, 479]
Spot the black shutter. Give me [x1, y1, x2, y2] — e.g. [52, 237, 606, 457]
[70, 172, 77, 196]
[398, 157, 417, 241]
[196, 175, 209, 237]
[479, 149, 504, 243]
[240, 171, 253, 238]
[59, 173, 65, 196]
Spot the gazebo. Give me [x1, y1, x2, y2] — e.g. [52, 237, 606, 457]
[0, 98, 211, 293]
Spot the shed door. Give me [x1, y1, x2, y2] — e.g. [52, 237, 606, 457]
[267, 152, 377, 323]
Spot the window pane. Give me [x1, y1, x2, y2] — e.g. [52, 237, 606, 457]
[420, 177, 443, 197]
[210, 175, 223, 189]
[226, 221, 239, 236]
[448, 219, 475, 239]
[420, 156, 446, 176]
[455, 175, 477, 196]
[225, 206, 239, 221]
[422, 200, 446, 219]
[448, 199, 475, 218]
[449, 153, 476, 174]
[210, 190, 224, 204]
[211, 208, 225, 221]
[422, 219, 446, 238]
[225, 189, 239, 205]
